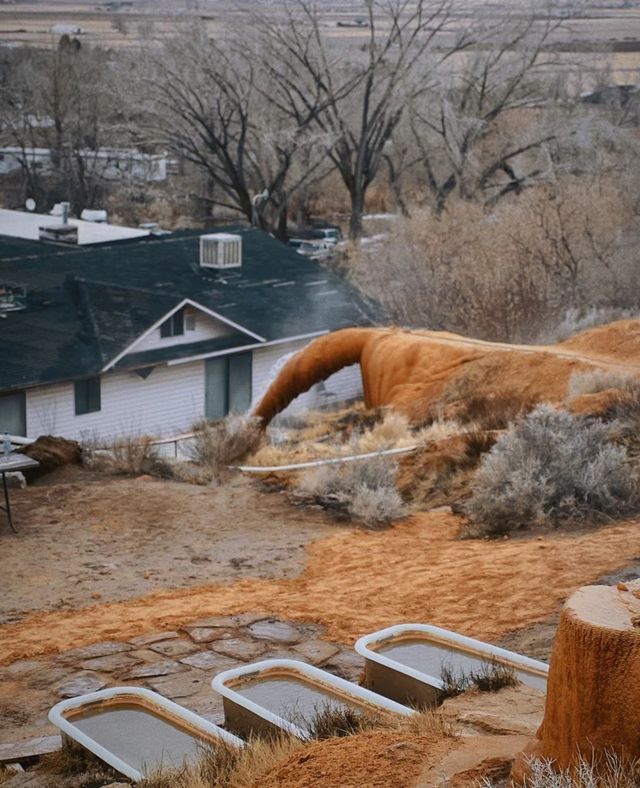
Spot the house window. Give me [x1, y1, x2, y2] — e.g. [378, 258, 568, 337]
[160, 308, 184, 338]
[75, 376, 101, 415]
[0, 391, 26, 436]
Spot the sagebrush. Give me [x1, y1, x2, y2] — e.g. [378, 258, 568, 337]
[297, 455, 406, 527]
[464, 406, 639, 536]
[503, 751, 640, 788]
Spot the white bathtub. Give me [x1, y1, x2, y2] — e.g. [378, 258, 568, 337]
[211, 658, 413, 739]
[49, 686, 243, 781]
[355, 624, 549, 708]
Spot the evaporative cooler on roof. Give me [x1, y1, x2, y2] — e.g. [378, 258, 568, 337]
[199, 233, 242, 270]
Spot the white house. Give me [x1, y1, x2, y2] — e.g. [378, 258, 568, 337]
[0, 225, 377, 441]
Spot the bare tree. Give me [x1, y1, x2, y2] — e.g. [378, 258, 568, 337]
[407, 8, 568, 213]
[141, 26, 333, 240]
[0, 39, 131, 213]
[259, 0, 473, 239]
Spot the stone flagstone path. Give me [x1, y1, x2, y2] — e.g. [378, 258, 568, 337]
[0, 614, 364, 749]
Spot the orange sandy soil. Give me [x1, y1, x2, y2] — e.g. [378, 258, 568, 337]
[255, 726, 535, 788]
[2, 510, 640, 665]
[254, 731, 453, 788]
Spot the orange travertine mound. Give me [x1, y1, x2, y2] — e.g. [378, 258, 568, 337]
[514, 580, 640, 777]
[253, 321, 640, 425]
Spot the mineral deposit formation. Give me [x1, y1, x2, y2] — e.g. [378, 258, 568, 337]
[513, 580, 640, 779]
[252, 326, 618, 426]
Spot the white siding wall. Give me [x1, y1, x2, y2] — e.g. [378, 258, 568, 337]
[132, 307, 233, 353]
[251, 339, 363, 418]
[26, 361, 205, 441]
[24, 338, 365, 442]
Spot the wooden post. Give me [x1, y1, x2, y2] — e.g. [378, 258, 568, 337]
[513, 580, 640, 781]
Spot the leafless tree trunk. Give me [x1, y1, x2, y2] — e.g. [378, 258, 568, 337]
[408, 7, 568, 214]
[258, 0, 472, 239]
[140, 26, 332, 240]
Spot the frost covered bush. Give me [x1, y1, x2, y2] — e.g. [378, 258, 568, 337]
[298, 455, 406, 527]
[464, 406, 638, 536]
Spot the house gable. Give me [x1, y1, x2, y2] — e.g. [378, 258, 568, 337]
[103, 298, 265, 372]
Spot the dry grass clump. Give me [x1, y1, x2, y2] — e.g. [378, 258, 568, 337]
[432, 374, 538, 430]
[36, 744, 122, 786]
[297, 454, 407, 527]
[439, 661, 518, 700]
[454, 394, 536, 431]
[568, 369, 640, 400]
[301, 704, 385, 740]
[248, 411, 470, 472]
[170, 461, 215, 485]
[142, 706, 459, 788]
[188, 415, 262, 479]
[247, 439, 341, 468]
[83, 434, 172, 477]
[507, 751, 640, 788]
[400, 706, 460, 739]
[108, 435, 164, 476]
[142, 734, 302, 788]
[356, 411, 414, 452]
[464, 405, 639, 537]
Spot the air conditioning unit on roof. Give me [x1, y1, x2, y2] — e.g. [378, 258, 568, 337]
[199, 233, 242, 270]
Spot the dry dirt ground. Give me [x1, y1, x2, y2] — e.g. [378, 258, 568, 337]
[2, 487, 640, 666]
[0, 469, 334, 625]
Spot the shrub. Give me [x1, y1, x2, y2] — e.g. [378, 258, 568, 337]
[502, 751, 640, 788]
[188, 415, 262, 479]
[568, 369, 639, 400]
[464, 406, 639, 536]
[538, 306, 640, 344]
[297, 455, 406, 527]
[109, 435, 160, 475]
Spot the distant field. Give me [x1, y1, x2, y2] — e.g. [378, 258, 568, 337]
[2, 1, 640, 81]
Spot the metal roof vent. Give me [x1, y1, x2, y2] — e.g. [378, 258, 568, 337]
[39, 201, 78, 244]
[199, 233, 242, 270]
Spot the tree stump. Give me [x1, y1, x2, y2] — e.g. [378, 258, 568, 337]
[513, 579, 640, 781]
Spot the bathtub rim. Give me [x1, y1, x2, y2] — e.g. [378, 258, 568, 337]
[49, 686, 244, 782]
[211, 658, 414, 740]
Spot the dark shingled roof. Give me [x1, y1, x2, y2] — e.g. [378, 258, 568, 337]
[0, 226, 380, 392]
